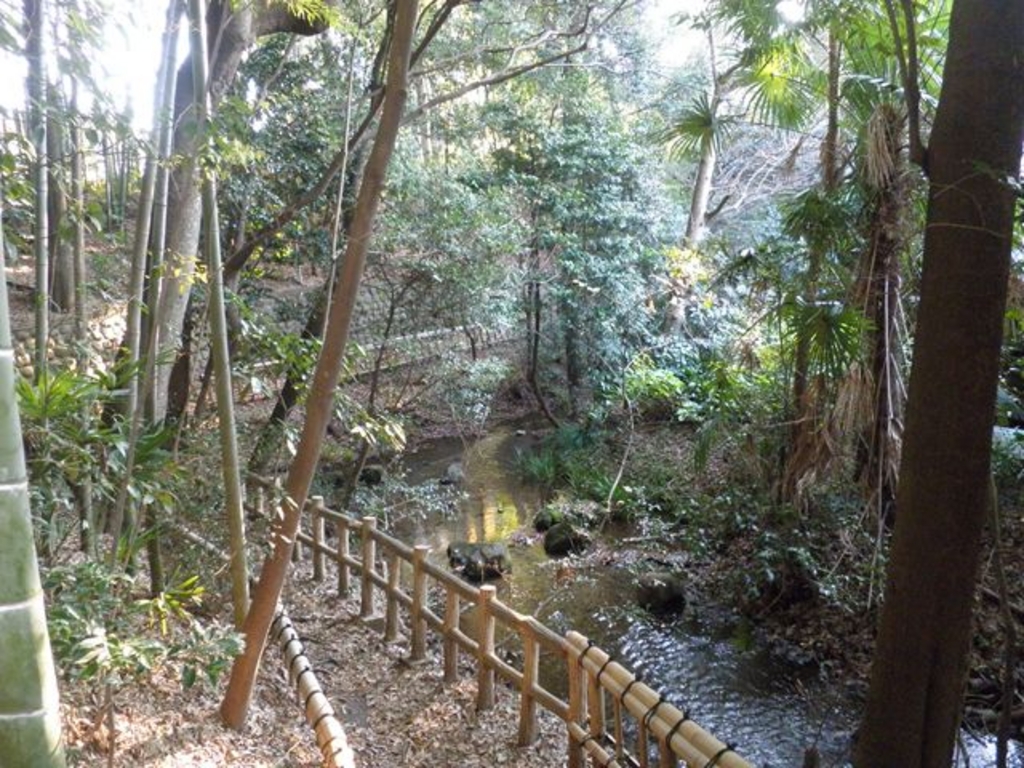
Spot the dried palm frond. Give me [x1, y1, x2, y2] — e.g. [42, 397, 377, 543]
[834, 361, 875, 437]
[864, 102, 905, 189]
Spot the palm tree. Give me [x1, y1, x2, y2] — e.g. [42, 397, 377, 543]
[0, 203, 66, 766]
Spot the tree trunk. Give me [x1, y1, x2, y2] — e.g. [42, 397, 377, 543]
[684, 140, 716, 247]
[854, 2, 1024, 765]
[150, 0, 331, 422]
[0, 232, 66, 768]
[126, 0, 182, 421]
[220, 0, 418, 730]
[852, 103, 907, 528]
[70, 78, 94, 554]
[780, 28, 841, 508]
[46, 85, 74, 313]
[186, 0, 249, 627]
[25, 0, 48, 381]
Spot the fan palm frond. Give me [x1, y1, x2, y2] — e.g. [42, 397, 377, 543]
[739, 40, 820, 130]
[780, 296, 867, 383]
[661, 93, 739, 160]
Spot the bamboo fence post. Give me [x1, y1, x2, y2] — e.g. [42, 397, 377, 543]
[612, 697, 625, 764]
[385, 550, 401, 642]
[476, 584, 496, 711]
[517, 623, 540, 746]
[360, 516, 377, 620]
[337, 515, 350, 596]
[292, 503, 303, 562]
[659, 738, 678, 768]
[311, 496, 325, 582]
[588, 661, 604, 743]
[638, 709, 651, 768]
[567, 645, 583, 768]
[443, 588, 460, 684]
[411, 544, 429, 661]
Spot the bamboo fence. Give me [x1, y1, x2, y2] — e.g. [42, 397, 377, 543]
[248, 476, 753, 768]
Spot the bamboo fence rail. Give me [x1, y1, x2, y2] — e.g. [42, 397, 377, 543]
[247, 476, 753, 768]
[271, 611, 356, 768]
[168, 517, 355, 766]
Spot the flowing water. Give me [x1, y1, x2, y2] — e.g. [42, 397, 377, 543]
[380, 428, 1021, 768]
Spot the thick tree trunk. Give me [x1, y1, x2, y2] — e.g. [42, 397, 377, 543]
[0, 233, 66, 768]
[854, 2, 1024, 765]
[150, 1, 331, 422]
[127, 0, 182, 421]
[220, 0, 418, 730]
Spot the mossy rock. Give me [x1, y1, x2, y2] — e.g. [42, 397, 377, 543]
[533, 506, 564, 532]
[636, 571, 687, 614]
[447, 542, 512, 581]
[543, 522, 590, 557]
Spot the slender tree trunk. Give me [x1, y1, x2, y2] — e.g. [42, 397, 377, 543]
[0, 235, 66, 768]
[683, 28, 722, 248]
[70, 78, 94, 554]
[46, 84, 73, 313]
[684, 141, 716, 247]
[126, 0, 182, 421]
[186, 0, 249, 626]
[854, 2, 1024, 765]
[220, 0, 418, 731]
[780, 28, 841, 507]
[25, 0, 48, 381]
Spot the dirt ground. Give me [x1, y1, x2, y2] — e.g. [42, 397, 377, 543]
[60, 558, 570, 767]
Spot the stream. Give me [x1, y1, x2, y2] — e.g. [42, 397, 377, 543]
[373, 427, 1021, 767]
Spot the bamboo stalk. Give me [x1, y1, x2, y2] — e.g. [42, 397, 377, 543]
[587, 660, 604, 742]
[613, 695, 625, 763]
[566, 632, 751, 768]
[567, 649, 583, 768]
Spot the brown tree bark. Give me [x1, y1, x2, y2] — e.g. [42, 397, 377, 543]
[149, 0, 332, 422]
[854, 2, 1024, 765]
[219, 0, 419, 730]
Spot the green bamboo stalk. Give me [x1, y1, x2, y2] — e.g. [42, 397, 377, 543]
[0, 195, 66, 766]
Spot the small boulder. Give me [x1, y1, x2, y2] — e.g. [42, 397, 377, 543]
[440, 461, 465, 486]
[533, 505, 564, 532]
[636, 571, 687, 614]
[447, 542, 512, 581]
[543, 522, 590, 557]
[358, 464, 384, 486]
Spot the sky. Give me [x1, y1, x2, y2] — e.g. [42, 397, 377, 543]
[0, 0, 701, 132]
[0, 0, 175, 129]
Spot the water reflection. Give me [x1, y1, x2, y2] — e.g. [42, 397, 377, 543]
[385, 429, 1019, 767]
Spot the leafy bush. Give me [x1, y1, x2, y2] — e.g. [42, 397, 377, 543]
[17, 366, 180, 554]
[46, 562, 242, 691]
